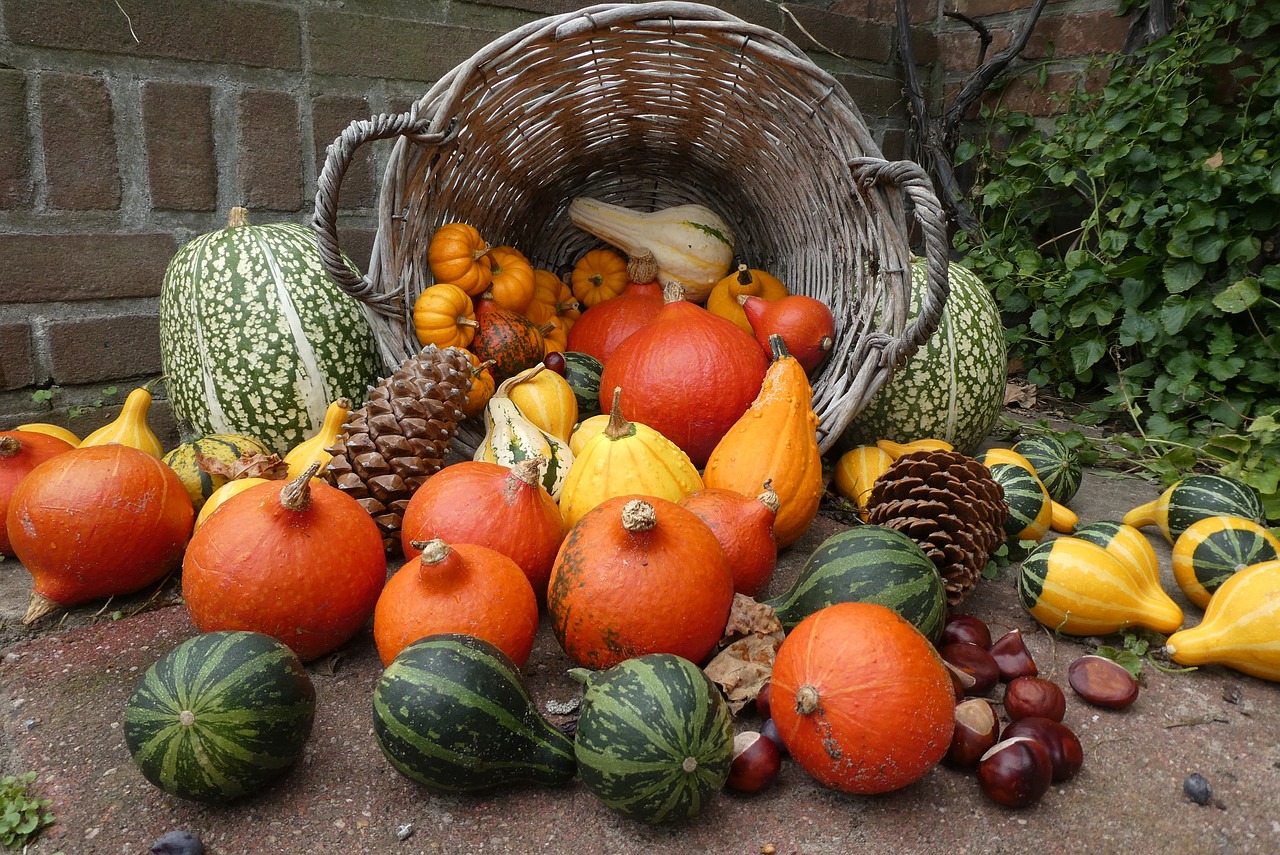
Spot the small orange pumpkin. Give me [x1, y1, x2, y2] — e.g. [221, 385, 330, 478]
[706, 263, 789, 333]
[564, 252, 663, 364]
[428, 222, 492, 296]
[571, 247, 629, 309]
[540, 317, 569, 355]
[460, 352, 497, 418]
[487, 245, 536, 313]
[412, 282, 478, 349]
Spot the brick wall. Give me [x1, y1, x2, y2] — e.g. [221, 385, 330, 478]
[0, 0, 1126, 444]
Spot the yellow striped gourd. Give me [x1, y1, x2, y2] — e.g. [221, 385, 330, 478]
[1171, 515, 1280, 609]
[832, 445, 894, 518]
[1165, 559, 1280, 681]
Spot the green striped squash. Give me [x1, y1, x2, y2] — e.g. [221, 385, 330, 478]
[837, 257, 1006, 456]
[1013, 434, 1082, 504]
[159, 208, 380, 456]
[1172, 515, 1280, 609]
[574, 653, 733, 823]
[161, 433, 274, 510]
[372, 633, 575, 793]
[987, 462, 1051, 543]
[1124, 474, 1266, 543]
[1074, 520, 1162, 582]
[123, 631, 316, 802]
[561, 351, 604, 420]
[764, 525, 946, 641]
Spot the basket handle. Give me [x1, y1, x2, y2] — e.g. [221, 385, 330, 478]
[849, 157, 951, 369]
[312, 111, 445, 315]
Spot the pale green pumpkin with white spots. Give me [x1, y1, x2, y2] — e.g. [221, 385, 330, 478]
[839, 257, 1006, 455]
[159, 208, 379, 456]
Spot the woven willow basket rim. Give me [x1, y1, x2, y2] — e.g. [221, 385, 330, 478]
[313, 1, 950, 454]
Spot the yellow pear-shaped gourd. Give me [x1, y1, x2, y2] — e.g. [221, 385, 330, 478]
[507, 363, 578, 443]
[569, 413, 610, 457]
[284, 397, 351, 480]
[703, 335, 823, 549]
[980, 446, 1078, 533]
[16, 423, 81, 446]
[1165, 559, 1280, 681]
[194, 477, 270, 529]
[558, 388, 703, 530]
[1122, 474, 1265, 543]
[80, 381, 164, 458]
[832, 445, 893, 519]
[1017, 536, 1184, 636]
[1171, 515, 1280, 609]
[474, 366, 574, 500]
[706, 264, 789, 332]
[876, 437, 954, 460]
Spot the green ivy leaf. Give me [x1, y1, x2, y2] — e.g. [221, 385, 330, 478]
[1214, 277, 1261, 313]
[1163, 259, 1205, 293]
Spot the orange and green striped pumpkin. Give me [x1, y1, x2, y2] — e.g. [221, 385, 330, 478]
[473, 295, 545, 381]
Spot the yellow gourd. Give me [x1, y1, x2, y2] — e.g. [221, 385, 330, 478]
[569, 413, 610, 457]
[980, 447, 1078, 533]
[195, 477, 269, 529]
[703, 335, 823, 549]
[1017, 536, 1184, 636]
[283, 397, 351, 480]
[706, 264, 789, 332]
[506, 364, 578, 444]
[1171, 515, 1280, 609]
[1165, 559, 1280, 681]
[1074, 521, 1162, 583]
[16, 423, 81, 446]
[474, 367, 575, 500]
[558, 388, 703, 530]
[832, 445, 893, 518]
[876, 438, 954, 459]
[80, 380, 164, 458]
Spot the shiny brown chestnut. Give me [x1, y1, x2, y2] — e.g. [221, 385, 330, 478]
[989, 628, 1038, 681]
[755, 681, 773, 719]
[1003, 675, 1067, 722]
[759, 718, 787, 756]
[940, 613, 993, 649]
[977, 736, 1053, 808]
[726, 731, 783, 793]
[947, 697, 1000, 769]
[1068, 655, 1140, 709]
[939, 642, 1000, 696]
[1003, 717, 1084, 783]
[542, 351, 567, 376]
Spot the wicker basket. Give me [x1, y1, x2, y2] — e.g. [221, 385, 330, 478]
[313, 1, 949, 454]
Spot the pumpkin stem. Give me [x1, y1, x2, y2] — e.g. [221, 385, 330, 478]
[142, 374, 168, 394]
[414, 538, 451, 565]
[735, 263, 753, 287]
[768, 333, 792, 362]
[178, 710, 197, 727]
[681, 756, 699, 774]
[603, 387, 634, 440]
[458, 317, 479, 328]
[757, 480, 781, 514]
[279, 462, 320, 511]
[795, 685, 820, 716]
[0, 436, 20, 457]
[510, 456, 547, 488]
[473, 244, 492, 261]
[621, 499, 657, 533]
[23, 592, 60, 625]
[227, 206, 250, 228]
[661, 280, 686, 304]
[627, 250, 659, 284]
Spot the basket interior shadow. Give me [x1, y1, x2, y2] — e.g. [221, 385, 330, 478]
[314, 1, 949, 455]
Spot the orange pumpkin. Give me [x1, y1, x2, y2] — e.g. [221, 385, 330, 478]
[8, 444, 194, 623]
[678, 483, 779, 597]
[770, 602, 955, 794]
[0, 431, 75, 557]
[182, 465, 387, 661]
[740, 293, 836, 374]
[400, 459, 564, 601]
[460, 352, 498, 418]
[547, 495, 734, 670]
[428, 222, 492, 296]
[472, 293, 546, 381]
[487, 245, 536, 313]
[530, 268, 579, 326]
[412, 282, 478, 349]
[706, 263, 789, 333]
[373, 538, 538, 667]
[540, 316, 569, 355]
[564, 252, 663, 363]
[571, 247, 629, 308]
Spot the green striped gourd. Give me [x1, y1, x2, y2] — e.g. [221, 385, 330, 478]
[574, 653, 733, 823]
[561, 351, 604, 420]
[1123, 474, 1265, 544]
[838, 257, 1006, 456]
[1171, 515, 1280, 609]
[161, 433, 274, 510]
[986, 462, 1052, 543]
[123, 631, 316, 802]
[159, 207, 380, 456]
[1074, 521, 1162, 583]
[372, 633, 575, 793]
[764, 525, 946, 642]
[1013, 434, 1082, 504]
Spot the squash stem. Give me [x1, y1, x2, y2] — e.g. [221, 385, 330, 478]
[510, 457, 547, 488]
[280, 462, 320, 511]
[414, 539, 451, 565]
[0, 436, 19, 457]
[621, 499, 656, 533]
[227, 206, 250, 228]
[795, 685, 820, 715]
[603, 387, 633, 440]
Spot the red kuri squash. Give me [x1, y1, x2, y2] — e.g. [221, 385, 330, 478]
[678, 483, 779, 598]
[740, 293, 836, 374]
[0, 431, 75, 556]
[564, 251, 663, 364]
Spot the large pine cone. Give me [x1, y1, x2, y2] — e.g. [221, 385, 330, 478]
[324, 344, 471, 553]
[865, 449, 1008, 605]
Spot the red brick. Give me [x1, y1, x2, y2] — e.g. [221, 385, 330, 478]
[834, 0, 937, 24]
[47, 314, 162, 386]
[0, 69, 32, 208]
[5, 0, 301, 70]
[309, 12, 512, 81]
[40, 72, 120, 210]
[2, 233, 177, 303]
[238, 91, 302, 212]
[939, 27, 1014, 72]
[1025, 9, 1131, 59]
[781, 7, 896, 63]
[313, 95, 375, 210]
[949, 0, 1037, 18]
[0, 322, 36, 391]
[143, 82, 216, 211]
[981, 66, 1107, 116]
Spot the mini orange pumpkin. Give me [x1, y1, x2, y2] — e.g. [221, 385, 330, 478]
[571, 248, 629, 309]
[428, 222, 492, 296]
[412, 282, 479, 349]
[487, 245, 536, 313]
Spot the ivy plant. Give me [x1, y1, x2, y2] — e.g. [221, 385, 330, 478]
[0, 772, 54, 849]
[956, 0, 1280, 517]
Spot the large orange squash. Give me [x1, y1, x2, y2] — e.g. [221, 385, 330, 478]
[547, 495, 733, 670]
[564, 252, 663, 363]
[770, 601, 955, 794]
[0, 431, 75, 557]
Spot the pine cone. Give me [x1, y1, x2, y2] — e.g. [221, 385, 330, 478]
[324, 344, 472, 553]
[865, 449, 1008, 605]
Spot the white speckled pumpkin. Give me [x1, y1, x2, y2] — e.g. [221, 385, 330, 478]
[159, 208, 380, 455]
[838, 257, 1006, 455]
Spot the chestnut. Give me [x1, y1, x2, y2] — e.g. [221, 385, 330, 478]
[755, 681, 773, 719]
[977, 736, 1053, 808]
[726, 731, 782, 793]
[1003, 717, 1084, 783]
[542, 351, 567, 376]
[947, 697, 1000, 769]
[940, 613, 993, 649]
[1003, 676, 1067, 722]
[759, 718, 788, 756]
[939, 642, 1000, 696]
[989, 628, 1038, 681]
[1068, 655, 1139, 710]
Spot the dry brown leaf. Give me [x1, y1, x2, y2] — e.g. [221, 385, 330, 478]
[195, 449, 290, 481]
[723, 593, 783, 638]
[704, 594, 785, 714]
[1004, 381, 1038, 408]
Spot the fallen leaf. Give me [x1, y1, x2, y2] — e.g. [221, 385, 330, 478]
[705, 594, 785, 713]
[1204, 150, 1223, 169]
[196, 449, 290, 481]
[1005, 381, 1038, 408]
